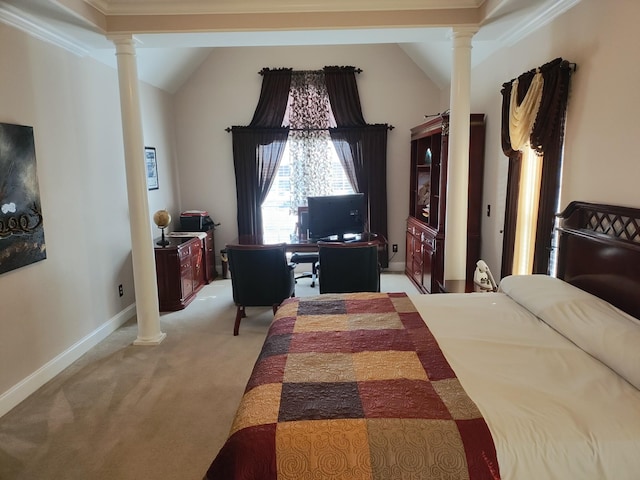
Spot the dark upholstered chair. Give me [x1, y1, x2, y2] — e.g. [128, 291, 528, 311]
[317, 241, 380, 294]
[290, 206, 319, 287]
[226, 243, 295, 335]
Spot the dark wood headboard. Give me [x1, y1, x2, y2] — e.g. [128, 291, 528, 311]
[556, 201, 640, 320]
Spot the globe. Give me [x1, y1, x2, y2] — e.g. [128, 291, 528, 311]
[153, 209, 171, 228]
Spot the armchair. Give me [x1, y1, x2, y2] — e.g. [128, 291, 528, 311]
[317, 241, 381, 294]
[226, 243, 295, 335]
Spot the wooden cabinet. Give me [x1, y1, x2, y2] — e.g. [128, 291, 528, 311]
[203, 230, 217, 283]
[155, 236, 205, 311]
[405, 114, 485, 293]
[406, 216, 442, 293]
[169, 229, 218, 284]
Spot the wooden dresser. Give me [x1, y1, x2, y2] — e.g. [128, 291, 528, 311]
[154, 236, 205, 311]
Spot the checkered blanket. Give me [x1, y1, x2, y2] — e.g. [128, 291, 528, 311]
[205, 292, 500, 480]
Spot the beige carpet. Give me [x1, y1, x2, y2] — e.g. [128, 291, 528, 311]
[0, 272, 418, 480]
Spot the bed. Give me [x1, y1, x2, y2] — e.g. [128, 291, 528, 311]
[205, 201, 640, 480]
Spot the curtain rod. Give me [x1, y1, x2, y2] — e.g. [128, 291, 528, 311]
[502, 59, 577, 87]
[225, 124, 393, 132]
[259, 67, 363, 76]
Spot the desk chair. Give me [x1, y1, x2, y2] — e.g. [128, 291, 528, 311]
[226, 243, 295, 335]
[290, 206, 319, 287]
[317, 241, 380, 293]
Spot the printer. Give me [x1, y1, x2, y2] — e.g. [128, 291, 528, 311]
[179, 210, 218, 232]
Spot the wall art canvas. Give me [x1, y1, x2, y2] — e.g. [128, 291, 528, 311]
[0, 123, 46, 275]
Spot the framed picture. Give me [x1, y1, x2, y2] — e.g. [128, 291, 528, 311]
[145, 147, 158, 190]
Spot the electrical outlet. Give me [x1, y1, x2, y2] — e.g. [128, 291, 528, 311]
[118, 284, 124, 297]
[392, 244, 398, 252]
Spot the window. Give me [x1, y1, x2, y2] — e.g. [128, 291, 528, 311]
[262, 141, 354, 243]
[512, 146, 543, 274]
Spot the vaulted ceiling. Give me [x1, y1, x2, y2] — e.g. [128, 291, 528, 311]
[0, 0, 581, 93]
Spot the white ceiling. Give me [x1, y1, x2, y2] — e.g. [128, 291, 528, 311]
[0, 0, 581, 93]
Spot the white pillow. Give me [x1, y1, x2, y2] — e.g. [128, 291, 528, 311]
[499, 274, 640, 390]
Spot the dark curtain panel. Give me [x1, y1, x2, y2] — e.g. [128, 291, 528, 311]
[250, 68, 293, 127]
[324, 66, 366, 126]
[233, 69, 292, 241]
[232, 128, 289, 243]
[362, 125, 389, 268]
[499, 80, 519, 278]
[324, 66, 389, 267]
[530, 59, 572, 274]
[500, 58, 573, 277]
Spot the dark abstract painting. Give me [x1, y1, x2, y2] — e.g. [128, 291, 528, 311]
[0, 123, 46, 275]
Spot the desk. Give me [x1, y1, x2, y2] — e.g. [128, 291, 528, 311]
[233, 232, 382, 252]
[224, 233, 385, 285]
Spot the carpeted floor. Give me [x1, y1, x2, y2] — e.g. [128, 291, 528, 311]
[0, 272, 418, 480]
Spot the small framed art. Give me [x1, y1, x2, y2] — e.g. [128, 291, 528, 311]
[145, 147, 158, 190]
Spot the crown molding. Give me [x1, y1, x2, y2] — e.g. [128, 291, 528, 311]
[497, 0, 581, 46]
[0, 3, 90, 56]
[86, 0, 483, 16]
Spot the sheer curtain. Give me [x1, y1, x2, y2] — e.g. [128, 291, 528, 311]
[500, 58, 573, 277]
[288, 72, 335, 210]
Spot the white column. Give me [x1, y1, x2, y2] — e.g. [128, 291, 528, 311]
[111, 35, 166, 345]
[445, 27, 476, 282]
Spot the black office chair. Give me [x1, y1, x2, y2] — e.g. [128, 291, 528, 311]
[226, 243, 296, 335]
[317, 241, 381, 293]
[290, 206, 319, 287]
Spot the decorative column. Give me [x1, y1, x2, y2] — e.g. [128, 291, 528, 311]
[111, 35, 166, 345]
[445, 27, 476, 282]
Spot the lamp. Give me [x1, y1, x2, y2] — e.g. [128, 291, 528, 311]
[153, 209, 171, 246]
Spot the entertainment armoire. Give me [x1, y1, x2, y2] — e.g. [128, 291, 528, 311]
[405, 113, 486, 294]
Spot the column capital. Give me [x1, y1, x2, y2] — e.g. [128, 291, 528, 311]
[449, 26, 478, 45]
[108, 34, 141, 55]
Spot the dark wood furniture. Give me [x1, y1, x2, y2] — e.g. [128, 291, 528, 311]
[171, 230, 217, 283]
[155, 236, 205, 311]
[202, 230, 217, 283]
[405, 113, 485, 293]
[556, 201, 640, 319]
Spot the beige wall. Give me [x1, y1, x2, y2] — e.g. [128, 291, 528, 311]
[471, 0, 640, 275]
[172, 44, 442, 269]
[0, 25, 180, 415]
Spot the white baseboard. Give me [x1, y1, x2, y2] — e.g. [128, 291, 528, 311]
[0, 303, 136, 418]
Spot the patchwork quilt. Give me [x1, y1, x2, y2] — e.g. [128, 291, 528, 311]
[205, 292, 500, 480]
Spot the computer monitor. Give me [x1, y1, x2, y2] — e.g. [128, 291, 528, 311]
[307, 193, 366, 240]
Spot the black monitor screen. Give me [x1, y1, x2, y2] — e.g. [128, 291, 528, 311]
[307, 193, 366, 240]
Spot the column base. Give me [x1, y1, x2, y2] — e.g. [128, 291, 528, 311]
[133, 332, 167, 346]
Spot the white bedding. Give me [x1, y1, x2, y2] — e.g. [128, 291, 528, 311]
[409, 285, 640, 480]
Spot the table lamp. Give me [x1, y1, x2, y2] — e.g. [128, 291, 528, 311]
[153, 209, 171, 246]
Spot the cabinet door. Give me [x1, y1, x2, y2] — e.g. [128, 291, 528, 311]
[412, 235, 424, 287]
[405, 228, 415, 278]
[421, 235, 435, 293]
[191, 241, 204, 291]
[204, 230, 215, 282]
[179, 243, 193, 299]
